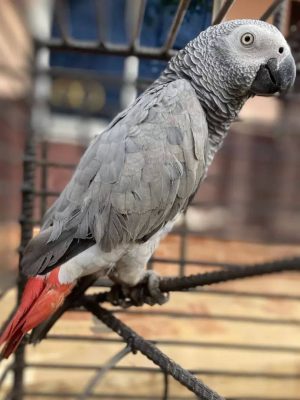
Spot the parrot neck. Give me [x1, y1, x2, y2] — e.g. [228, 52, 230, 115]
[156, 49, 249, 165]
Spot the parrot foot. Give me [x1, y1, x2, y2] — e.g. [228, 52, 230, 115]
[143, 270, 169, 306]
[108, 271, 169, 308]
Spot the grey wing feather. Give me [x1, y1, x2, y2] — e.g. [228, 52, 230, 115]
[21, 79, 209, 276]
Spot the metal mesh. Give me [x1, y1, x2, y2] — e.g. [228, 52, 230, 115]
[2, 0, 300, 399]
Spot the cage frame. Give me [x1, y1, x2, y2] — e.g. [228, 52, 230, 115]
[1, 0, 298, 399]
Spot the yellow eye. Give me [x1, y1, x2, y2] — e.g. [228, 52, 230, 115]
[240, 32, 254, 46]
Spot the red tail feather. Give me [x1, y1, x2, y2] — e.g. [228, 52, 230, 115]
[0, 267, 75, 359]
[1, 330, 25, 359]
[0, 276, 45, 345]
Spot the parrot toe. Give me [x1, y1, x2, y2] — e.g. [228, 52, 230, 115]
[144, 270, 169, 306]
[107, 271, 169, 307]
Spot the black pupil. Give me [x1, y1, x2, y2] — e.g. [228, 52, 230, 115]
[244, 35, 251, 42]
[279, 47, 284, 54]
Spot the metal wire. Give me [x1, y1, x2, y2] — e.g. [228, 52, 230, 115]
[129, 0, 147, 49]
[162, 0, 192, 52]
[44, 334, 300, 354]
[77, 345, 132, 400]
[212, 0, 236, 24]
[9, 49, 37, 399]
[23, 361, 300, 380]
[33, 0, 195, 60]
[20, 395, 300, 400]
[5, 0, 299, 399]
[88, 256, 300, 307]
[83, 298, 225, 400]
[94, 0, 107, 44]
[260, 0, 286, 21]
[162, 372, 169, 400]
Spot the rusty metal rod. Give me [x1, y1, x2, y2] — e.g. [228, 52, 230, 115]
[260, 0, 286, 21]
[83, 298, 225, 400]
[91, 256, 300, 305]
[162, 0, 191, 52]
[212, 0, 236, 25]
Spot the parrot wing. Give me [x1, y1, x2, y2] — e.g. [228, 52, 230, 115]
[21, 79, 209, 277]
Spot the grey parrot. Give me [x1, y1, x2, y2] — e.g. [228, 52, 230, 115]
[0, 19, 296, 358]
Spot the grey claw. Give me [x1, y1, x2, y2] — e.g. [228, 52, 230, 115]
[108, 272, 169, 307]
[146, 271, 169, 306]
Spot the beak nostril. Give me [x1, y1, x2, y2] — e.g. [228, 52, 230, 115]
[279, 47, 284, 54]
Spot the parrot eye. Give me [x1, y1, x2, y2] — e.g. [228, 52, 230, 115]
[240, 32, 254, 46]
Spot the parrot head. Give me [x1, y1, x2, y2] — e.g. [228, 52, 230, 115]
[205, 19, 296, 97]
[162, 19, 297, 157]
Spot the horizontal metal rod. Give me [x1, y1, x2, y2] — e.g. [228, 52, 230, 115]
[69, 306, 300, 327]
[113, 309, 300, 326]
[158, 257, 300, 293]
[23, 393, 197, 399]
[169, 228, 300, 245]
[90, 257, 300, 317]
[92, 280, 286, 300]
[197, 288, 300, 301]
[83, 299, 224, 400]
[25, 361, 300, 380]
[151, 257, 242, 269]
[23, 157, 76, 170]
[54, 280, 300, 300]
[36, 39, 176, 60]
[21, 393, 300, 400]
[45, 334, 300, 354]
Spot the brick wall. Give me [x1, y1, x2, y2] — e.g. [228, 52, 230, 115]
[0, 100, 27, 222]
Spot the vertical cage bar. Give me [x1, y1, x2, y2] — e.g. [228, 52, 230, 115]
[212, 0, 236, 25]
[129, 0, 147, 49]
[162, 0, 192, 52]
[179, 221, 187, 277]
[272, 0, 286, 30]
[54, 0, 71, 43]
[162, 372, 169, 400]
[260, 0, 286, 21]
[9, 40, 39, 400]
[10, 111, 36, 400]
[95, 0, 108, 45]
[212, 0, 223, 22]
[40, 141, 49, 219]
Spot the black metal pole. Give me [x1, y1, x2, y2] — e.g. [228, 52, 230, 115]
[10, 41, 37, 400]
[83, 298, 225, 400]
[10, 113, 35, 400]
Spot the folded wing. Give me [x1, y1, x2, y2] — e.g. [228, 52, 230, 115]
[21, 79, 209, 277]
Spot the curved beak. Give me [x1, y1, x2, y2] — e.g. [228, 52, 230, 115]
[250, 54, 296, 96]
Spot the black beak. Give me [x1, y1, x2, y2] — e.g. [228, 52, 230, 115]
[250, 54, 296, 96]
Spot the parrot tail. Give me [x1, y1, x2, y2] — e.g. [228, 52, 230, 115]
[0, 267, 75, 359]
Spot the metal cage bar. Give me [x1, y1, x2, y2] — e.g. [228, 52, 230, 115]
[2, 1, 299, 399]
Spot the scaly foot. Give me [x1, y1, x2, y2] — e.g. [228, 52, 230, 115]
[108, 270, 169, 307]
